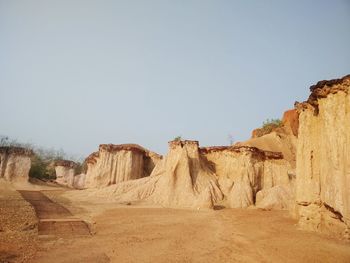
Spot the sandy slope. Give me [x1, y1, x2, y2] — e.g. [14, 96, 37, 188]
[239, 131, 297, 166]
[31, 190, 350, 263]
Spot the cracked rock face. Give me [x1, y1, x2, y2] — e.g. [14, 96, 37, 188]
[55, 160, 86, 189]
[83, 142, 292, 210]
[84, 144, 161, 188]
[201, 146, 293, 209]
[295, 75, 350, 238]
[0, 147, 32, 182]
[55, 160, 77, 188]
[89, 140, 223, 209]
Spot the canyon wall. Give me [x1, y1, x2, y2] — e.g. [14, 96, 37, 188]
[295, 75, 350, 238]
[91, 140, 223, 209]
[201, 146, 293, 209]
[88, 141, 291, 210]
[85, 144, 162, 188]
[241, 109, 299, 168]
[0, 147, 32, 183]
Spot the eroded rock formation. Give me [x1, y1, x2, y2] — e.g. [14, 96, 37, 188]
[0, 147, 33, 182]
[73, 173, 86, 189]
[55, 160, 77, 188]
[85, 144, 162, 188]
[86, 141, 292, 210]
[201, 146, 293, 209]
[230, 108, 299, 210]
[295, 75, 350, 238]
[88, 140, 223, 209]
[282, 109, 299, 137]
[242, 109, 299, 167]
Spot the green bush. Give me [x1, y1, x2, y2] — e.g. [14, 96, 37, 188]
[74, 162, 87, 175]
[173, 136, 182, 141]
[29, 148, 65, 179]
[29, 156, 50, 179]
[262, 118, 282, 128]
[255, 118, 283, 137]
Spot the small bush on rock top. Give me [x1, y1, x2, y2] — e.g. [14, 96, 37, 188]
[255, 118, 283, 137]
[173, 136, 182, 141]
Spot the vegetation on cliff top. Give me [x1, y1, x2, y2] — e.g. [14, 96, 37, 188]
[0, 135, 83, 179]
[255, 118, 283, 137]
[173, 136, 182, 141]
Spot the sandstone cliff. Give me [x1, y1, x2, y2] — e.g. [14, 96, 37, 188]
[73, 173, 86, 189]
[54, 160, 77, 188]
[241, 109, 299, 167]
[295, 74, 350, 238]
[85, 141, 292, 210]
[201, 146, 293, 209]
[0, 147, 33, 183]
[85, 144, 162, 188]
[230, 109, 299, 210]
[282, 109, 299, 137]
[88, 140, 223, 209]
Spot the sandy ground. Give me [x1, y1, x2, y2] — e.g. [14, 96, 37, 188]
[1, 182, 350, 263]
[35, 190, 350, 263]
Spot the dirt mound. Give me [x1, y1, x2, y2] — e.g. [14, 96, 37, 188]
[256, 185, 294, 210]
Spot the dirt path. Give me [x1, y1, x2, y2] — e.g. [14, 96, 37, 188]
[18, 190, 90, 237]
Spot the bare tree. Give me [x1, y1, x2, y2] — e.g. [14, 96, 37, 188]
[228, 134, 234, 145]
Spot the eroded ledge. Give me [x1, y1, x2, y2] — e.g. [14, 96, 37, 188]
[295, 74, 350, 114]
[54, 160, 77, 168]
[0, 146, 33, 156]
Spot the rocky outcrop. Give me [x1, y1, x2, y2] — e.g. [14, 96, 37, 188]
[73, 173, 86, 189]
[83, 141, 292, 210]
[229, 108, 299, 210]
[55, 160, 86, 189]
[256, 185, 293, 210]
[282, 109, 299, 137]
[201, 146, 293, 208]
[90, 140, 223, 209]
[54, 160, 77, 188]
[243, 109, 299, 167]
[295, 75, 350, 238]
[251, 109, 299, 139]
[241, 132, 297, 167]
[85, 144, 162, 188]
[148, 140, 223, 208]
[0, 147, 33, 182]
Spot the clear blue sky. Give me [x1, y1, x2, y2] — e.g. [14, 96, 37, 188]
[1, 1, 349, 157]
